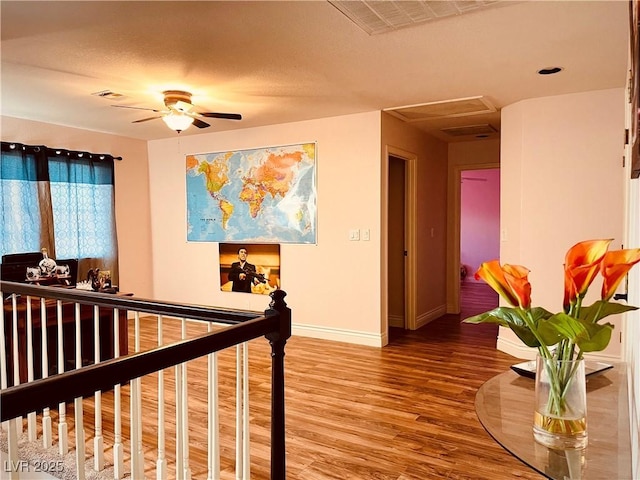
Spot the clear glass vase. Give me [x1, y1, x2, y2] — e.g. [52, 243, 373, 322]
[533, 354, 587, 449]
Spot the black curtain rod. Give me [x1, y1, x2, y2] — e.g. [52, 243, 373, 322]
[1, 141, 123, 161]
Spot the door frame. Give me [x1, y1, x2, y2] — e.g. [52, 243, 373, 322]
[382, 146, 417, 337]
[446, 161, 500, 314]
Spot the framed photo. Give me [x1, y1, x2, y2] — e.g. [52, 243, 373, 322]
[219, 243, 281, 295]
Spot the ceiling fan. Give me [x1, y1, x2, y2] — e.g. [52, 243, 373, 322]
[112, 90, 242, 132]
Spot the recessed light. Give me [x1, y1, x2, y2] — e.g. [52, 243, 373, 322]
[537, 67, 563, 75]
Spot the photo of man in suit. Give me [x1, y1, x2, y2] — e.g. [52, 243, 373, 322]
[228, 247, 258, 293]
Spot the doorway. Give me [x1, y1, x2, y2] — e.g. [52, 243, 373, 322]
[384, 147, 417, 335]
[447, 160, 500, 314]
[388, 155, 406, 327]
[459, 168, 500, 314]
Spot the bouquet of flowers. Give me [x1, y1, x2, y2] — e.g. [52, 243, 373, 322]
[464, 239, 640, 447]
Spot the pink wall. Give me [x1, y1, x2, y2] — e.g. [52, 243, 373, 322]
[460, 168, 500, 281]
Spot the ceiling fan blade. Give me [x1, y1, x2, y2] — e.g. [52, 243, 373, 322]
[132, 116, 161, 123]
[192, 118, 210, 129]
[199, 112, 242, 120]
[112, 105, 163, 113]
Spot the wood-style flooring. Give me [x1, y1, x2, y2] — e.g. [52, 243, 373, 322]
[41, 282, 543, 479]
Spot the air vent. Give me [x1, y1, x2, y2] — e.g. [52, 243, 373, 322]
[441, 124, 498, 137]
[328, 0, 508, 35]
[385, 96, 497, 123]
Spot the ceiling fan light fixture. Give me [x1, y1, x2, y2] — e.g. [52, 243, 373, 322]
[162, 112, 194, 132]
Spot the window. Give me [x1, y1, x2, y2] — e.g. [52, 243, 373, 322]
[0, 142, 118, 280]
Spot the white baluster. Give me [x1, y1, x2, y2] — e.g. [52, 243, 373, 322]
[235, 344, 243, 480]
[93, 305, 104, 471]
[175, 363, 184, 480]
[130, 311, 145, 479]
[10, 294, 22, 436]
[26, 296, 37, 441]
[207, 322, 220, 480]
[242, 342, 250, 480]
[75, 303, 86, 480]
[156, 315, 167, 480]
[41, 297, 52, 448]
[181, 319, 192, 480]
[130, 376, 141, 479]
[57, 300, 68, 455]
[8, 417, 20, 480]
[113, 308, 124, 479]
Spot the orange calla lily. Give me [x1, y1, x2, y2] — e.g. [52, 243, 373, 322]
[502, 264, 532, 309]
[563, 269, 577, 312]
[564, 239, 612, 297]
[600, 248, 640, 301]
[475, 260, 531, 308]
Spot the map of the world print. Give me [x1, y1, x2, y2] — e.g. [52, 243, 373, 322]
[186, 142, 316, 243]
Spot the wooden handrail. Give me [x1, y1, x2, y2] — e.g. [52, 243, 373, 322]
[1, 280, 259, 324]
[0, 314, 279, 421]
[0, 281, 292, 479]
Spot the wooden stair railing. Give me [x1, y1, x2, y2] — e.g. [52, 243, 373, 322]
[0, 281, 291, 480]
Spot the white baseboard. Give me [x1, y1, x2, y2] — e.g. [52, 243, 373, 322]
[496, 335, 624, 363]
[137, 316, 386, 347]
[496, 336, 536, 360]
[416, 305, 447, 329]
[292, 323, 384, 347]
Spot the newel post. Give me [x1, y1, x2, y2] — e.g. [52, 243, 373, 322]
[265, 289, 291, 480]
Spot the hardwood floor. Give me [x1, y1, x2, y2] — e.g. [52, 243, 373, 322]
[37, 282, 543, 479]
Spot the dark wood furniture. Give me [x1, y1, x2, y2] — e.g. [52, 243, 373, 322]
[475, 367, 631, 479]
[1, 251, 79, 286]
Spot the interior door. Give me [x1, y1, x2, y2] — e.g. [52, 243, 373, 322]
[388, 155, 406, 328]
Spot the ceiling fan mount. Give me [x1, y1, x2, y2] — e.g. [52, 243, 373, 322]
[162, 90, 194, 110]
[112, 90, 242, 132]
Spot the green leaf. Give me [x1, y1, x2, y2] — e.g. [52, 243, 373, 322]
[575, 321, 613, 352]
[542, 313, 585, 341]
[579, 300, 638, 323]
[463, 307, 512, 327]
[509, 324, 541, 347]
[463, 307, 543, 347]
[539, 313, 614, 352]
[529, 306, 555, 322]
[537, 318, 564, 347]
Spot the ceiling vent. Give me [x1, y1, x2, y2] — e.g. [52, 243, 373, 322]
[441, 124, 498, 137]
[328, 0, 508, 35]
[384, 96, 497, 123]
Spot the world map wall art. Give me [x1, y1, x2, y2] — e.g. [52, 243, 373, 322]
[186, 142, 317, 243]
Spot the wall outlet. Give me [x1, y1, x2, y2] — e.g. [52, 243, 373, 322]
[362, 229, 370, 241]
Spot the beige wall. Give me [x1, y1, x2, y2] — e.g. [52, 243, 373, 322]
[381, 113, 448, 329]
[147, 112, 386, 346]
[446, 139, 500, 313]
[0, 116, 153, 299]
[499, 88, 626, 361]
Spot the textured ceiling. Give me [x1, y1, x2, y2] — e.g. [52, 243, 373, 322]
[0, 1, 630, 142]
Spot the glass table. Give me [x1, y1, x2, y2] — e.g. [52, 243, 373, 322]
[475, 366, 631, 479]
